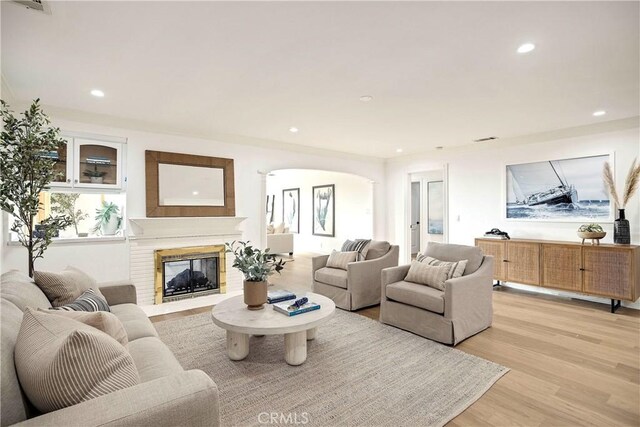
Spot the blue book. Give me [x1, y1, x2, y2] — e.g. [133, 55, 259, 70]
[273, 300, 321, 316]
[267, 290, 296, 304]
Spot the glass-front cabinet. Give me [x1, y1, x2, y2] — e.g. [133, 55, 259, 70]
[74, 139, 122, 188]
[48, 137, 125, 190]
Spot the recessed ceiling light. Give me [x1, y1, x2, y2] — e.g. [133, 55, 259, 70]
[192, 191, 199, 196]
[592, 110, 606, 117]
[289, 127, 299, 133]
[396, 148, 403, 153]
[517, 43, 535, 54]
[360, 95, 373, 102]
[90, 89, 105, 97]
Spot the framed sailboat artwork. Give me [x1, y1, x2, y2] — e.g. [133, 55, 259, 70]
[504, 154, 613, 222]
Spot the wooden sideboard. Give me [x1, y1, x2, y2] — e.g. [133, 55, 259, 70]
[475, 237, 640, 312]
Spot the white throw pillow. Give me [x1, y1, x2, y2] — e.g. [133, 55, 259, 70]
[404, 261, 450, 291]
[275, 222, 285, 234]
[326, 250, 358, 270]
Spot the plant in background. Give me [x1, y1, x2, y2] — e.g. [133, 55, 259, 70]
[603, 158, 640, 208]
[0, 99, 73, 277]
[225, 241, 285, 282]
[83, 165, 107, 179]
[578, 224, 604, 232]
[92, 201, 122, 235]
[51, 193, 88, 235]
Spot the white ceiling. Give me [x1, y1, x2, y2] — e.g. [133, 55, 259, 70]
[2, 1, 638, 159]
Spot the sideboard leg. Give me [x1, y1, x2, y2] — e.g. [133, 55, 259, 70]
[610, 299, 621, 313]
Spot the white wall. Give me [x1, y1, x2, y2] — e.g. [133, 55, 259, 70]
[266, 169, 373, 253]
[386, 127, 640, 307]
[1, 118, 386, 280]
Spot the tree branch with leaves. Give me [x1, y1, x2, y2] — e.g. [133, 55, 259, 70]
[0, 99, 73, 277]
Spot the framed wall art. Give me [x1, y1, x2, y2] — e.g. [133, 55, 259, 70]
[312, 184, 335, 237]
[505, 154, 612, 221]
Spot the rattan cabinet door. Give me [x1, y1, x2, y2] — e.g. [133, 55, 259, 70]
[541, 244, 582, 292]
[505, 242, 540, 286]
[476, 239, 506, 281]
[583, 247, 632, 300]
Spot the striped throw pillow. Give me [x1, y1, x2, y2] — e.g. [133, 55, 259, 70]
[50, 289, 111, 312]
[404, 261, 450, 291]
[15, 308, 139, 413]
[341, 239, 371, 260]
[326, 250, 358, 270]
[40, 309, 128, 346]
[34, 267, 105, 307]
[416, 254, 468, 280]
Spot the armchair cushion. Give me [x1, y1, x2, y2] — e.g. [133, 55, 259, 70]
[314, 267, 348, 289]
[386, 281, 445, 314]
[404, 261, 450, 291]
[326, 250, 358, 270]
[425, 242, 483, 275]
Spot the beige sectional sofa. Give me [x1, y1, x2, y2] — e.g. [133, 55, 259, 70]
[1, 271, 220, 427]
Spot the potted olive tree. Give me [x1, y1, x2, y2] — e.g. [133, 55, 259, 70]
[0, 100, 72, 277]
[226, 241, 285, 310]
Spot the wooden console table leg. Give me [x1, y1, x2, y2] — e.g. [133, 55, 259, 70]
[284, 330, 307, 365]
[227, 331, 249, 360]
[306, 327, 317, 341]
[611, 299, 621, 313]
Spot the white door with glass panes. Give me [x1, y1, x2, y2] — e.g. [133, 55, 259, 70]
[73, 139, 123, 189]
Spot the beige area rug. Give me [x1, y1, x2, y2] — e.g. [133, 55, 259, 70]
[155, 310, 508, 427]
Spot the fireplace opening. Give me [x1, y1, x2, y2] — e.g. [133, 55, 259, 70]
[154, 245, 226, 304]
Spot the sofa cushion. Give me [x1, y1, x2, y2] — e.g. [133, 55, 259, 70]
[1, 270, 52, 311]
[424, 242, 483, 275]
[404, 261, 450, 291]
[110, 304, 159, 341]
[128, 337, 184, 383]
[50, 288, 111, 312]
[1, 299, 28, 426]
[314, 267, 348, 289]
[386, 281, 445, 314]
[365, 241, 391, 260]
[14, 308, 140, 414]
[416, 254, 468, 281]
[33, 266, 105, 307]
[326, 250, 357, 270]
[341, 239, 371, 261]
[41, 309, 128, 346]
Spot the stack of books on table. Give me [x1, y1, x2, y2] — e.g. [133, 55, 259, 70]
[267, 290, 296, 304]
[482, 233, 509, 240]
[273, 299, 321, 317]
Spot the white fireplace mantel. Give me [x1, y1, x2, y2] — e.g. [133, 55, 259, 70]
[128, 217, 247, 240]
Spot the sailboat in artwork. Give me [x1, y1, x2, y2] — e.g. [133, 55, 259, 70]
[523, 161, 578, 206]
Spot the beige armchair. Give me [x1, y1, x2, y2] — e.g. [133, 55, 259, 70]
[312, 243, 399, 311]
[380, 242, 494, 345]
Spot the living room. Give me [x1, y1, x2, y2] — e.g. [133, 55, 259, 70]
[1, 1, 639, 426]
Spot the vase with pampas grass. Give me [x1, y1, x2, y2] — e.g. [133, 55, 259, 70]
[603, 158, 640, 244]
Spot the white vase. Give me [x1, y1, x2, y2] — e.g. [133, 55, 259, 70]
[100, 215, 119, 236]
[90, 176, 104, 184]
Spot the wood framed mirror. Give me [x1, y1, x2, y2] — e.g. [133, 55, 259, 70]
[145, 150, 235, 217]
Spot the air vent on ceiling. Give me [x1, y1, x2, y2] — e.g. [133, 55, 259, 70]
[13, 0, 45, 12]
[473, 136, 498, 143]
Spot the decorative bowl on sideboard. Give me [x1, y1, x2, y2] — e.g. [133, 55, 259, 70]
[577, 231, 606, 245]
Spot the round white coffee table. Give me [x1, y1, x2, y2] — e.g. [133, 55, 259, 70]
[211, 292, 335, 366]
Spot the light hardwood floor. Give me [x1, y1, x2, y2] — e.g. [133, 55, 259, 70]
[151, 253, 640, 426]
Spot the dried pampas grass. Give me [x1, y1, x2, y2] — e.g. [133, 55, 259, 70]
[603, 158, 640, 209]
